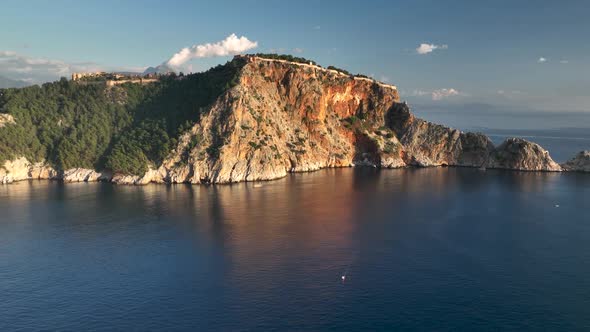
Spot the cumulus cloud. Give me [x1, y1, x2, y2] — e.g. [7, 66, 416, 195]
[538, 57, 547, 63]
[165, 33, 257, 68]
[416, 43, 448, 55]
[411, 88, 462, 100]
[432, 88, 460, 100]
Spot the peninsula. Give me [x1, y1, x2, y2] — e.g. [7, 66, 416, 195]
[0, 54, 588, 184]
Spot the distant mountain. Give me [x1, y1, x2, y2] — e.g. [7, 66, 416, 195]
[143, 64, 173, 75]
[142, 67, 159, 75]
[0, 75, 29, 88]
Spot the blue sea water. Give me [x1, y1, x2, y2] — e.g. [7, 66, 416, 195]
[1, 166, 590, 331]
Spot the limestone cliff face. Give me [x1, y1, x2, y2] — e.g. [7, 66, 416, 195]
[1, 56, 577, 185]
[0, 114, 15, 128]
[153, 57, 405, 184]
[0, 157, 115, 184]
[385, 103, 561, 172]
[0, 157, 59, 184]
[387, 102, 495, 167]
[149, 58, 563, 184]
[562, 151, 590, 172]
[487, 138, 562, 171]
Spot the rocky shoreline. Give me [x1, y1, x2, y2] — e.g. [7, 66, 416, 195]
[1, 56, 589, 185]
[1, 147, 589, 185]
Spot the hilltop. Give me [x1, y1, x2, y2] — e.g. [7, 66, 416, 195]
[0, 54, 587, 184]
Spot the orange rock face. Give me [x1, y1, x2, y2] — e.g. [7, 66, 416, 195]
[155, 57, 407, 184]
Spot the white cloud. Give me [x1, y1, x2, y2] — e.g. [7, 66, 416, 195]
[559, 59, 569, 64]
[0, 51, 146, 84]
[416, 43, 448, 55]
[0, 51, 73, 79]
[411, 88, 462, 100]
[497, 89, 525, 99]
[0, 51, 89, 83]
[411, 89, 430, 97]
[166, 33, 257, 68]
[432, 88, 460, 100]
[538, 57, 547, 63]
[292, 48, 304, 54]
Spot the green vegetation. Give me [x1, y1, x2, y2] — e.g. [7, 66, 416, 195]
[248, 141, 262, 150]
[252, 53, 318, 66]
[176, 133, 201, 166]
[341, 115, 361, 128]
[0, 59, 244, 174]
[354, 74, 372, 79]
[327, 66, 351, 76]
[341, 115, 371, 134]
[382, 142, 399, 155]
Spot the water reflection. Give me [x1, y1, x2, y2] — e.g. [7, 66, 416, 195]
[1, 168, 589, 330]
[0, 168, 574, 280]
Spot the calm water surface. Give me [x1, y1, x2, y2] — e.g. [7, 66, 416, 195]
[1, 168, 590, 331]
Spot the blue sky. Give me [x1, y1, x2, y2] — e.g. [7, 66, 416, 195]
[1, 0, 589, 111]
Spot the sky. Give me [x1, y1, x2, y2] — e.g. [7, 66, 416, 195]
[1, 0, 589, 113]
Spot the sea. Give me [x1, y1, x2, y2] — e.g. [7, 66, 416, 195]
[1, 110, 590, 331]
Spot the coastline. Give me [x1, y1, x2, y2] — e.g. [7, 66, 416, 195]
[2, 158, 586, 186]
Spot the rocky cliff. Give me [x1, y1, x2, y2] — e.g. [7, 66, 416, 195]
[562, 151, 590, 172]
[1, 55, 584, 185]
[0, 114, 14, 128]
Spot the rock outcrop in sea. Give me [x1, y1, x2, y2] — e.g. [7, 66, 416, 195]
[562, 151, 590, 172]
[487, 138, 562, 171]
[1, 55, 586, 185]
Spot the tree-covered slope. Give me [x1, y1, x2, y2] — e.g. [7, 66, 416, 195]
[0, 58, 244, 174]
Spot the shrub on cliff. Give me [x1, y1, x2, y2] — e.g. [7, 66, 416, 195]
[252, 53, 317, 66]
[327, 66, 351, 76]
